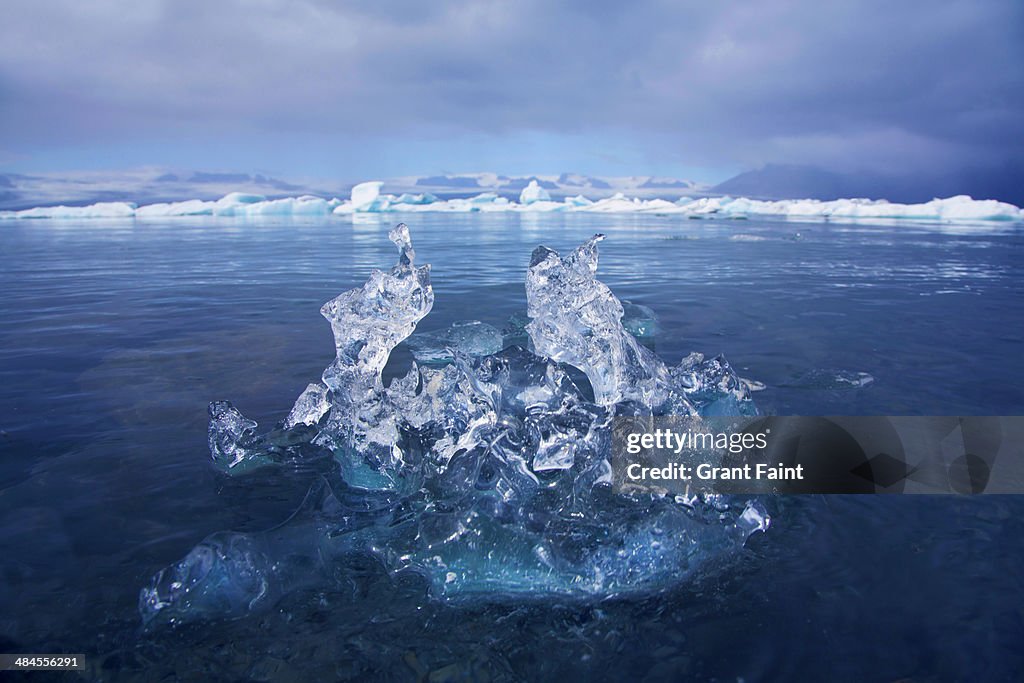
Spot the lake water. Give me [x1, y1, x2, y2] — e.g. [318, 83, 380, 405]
[1, 213, 1022, 681]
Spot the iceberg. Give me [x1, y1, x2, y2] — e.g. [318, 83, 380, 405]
[3, 193, 342, 220]
[3, 184, 1021, 224]
[135, 198, 218, 217]
[140, 224, 768, 628]
[515, 199, 567, 212]
[217, 195, 335, 216]
[393, 192, 439, 205]
[584, 193, 642, 213]
[349, 180, 383, 211]
[518, 179, 551, 204]
[128, 194, 337, 218]
[674, 194, 1024, 222]
[4, 201, 137, 219]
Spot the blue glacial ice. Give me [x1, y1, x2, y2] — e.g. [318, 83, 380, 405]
[621, 301, 661, 338]
[140, 224, 771, 628]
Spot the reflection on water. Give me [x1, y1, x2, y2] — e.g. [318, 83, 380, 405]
[0, 214, 1022, 680]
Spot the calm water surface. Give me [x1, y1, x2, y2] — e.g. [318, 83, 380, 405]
[1, 213, 1022, 681]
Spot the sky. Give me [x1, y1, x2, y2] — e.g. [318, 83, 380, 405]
[1, 0, 1022, 188]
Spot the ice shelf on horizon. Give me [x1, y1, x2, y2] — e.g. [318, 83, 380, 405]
[2, 179, 1022, 222]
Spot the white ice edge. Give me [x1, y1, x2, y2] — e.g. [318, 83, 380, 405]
[2, 180, 1022, 223]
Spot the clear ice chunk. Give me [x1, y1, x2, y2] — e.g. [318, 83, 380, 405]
[314, 223, 434, 468]
[140, 531, 278, 627]
[208, 398, 331, 473]
[141, 483, 767, 627]
[405, 320, 504, 365]
[208, 400, 264, 472]
[525, 235, 692, 413]
[320, 223, 433, 405]
[147, 227, 770, 628]
[785, 368, 875, 390]
[284, 382, 330, 428]
[671, 352, 759, 416]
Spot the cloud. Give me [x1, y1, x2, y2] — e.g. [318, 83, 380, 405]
[0, 0, 1021, 178]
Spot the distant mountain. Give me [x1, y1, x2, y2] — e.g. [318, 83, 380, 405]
[0, 174, 16, 203]
[713, 164, 866, 200]
[499, 176, 559, 191]
[182, 172, 303, 191]
[639, 177, 695, 189]
[414, 174, 558, 191]
[405, 172, 698, 198]
[414, 175, 482, 188]
[0, 169, 337, 210]
[714, 163, 1024, 205]
[595, 175, 700, 194]
[557, 173, 612, 189]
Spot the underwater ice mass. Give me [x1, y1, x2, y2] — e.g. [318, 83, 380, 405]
[4, 180, 1023, 223]
[138, 224, 771, 628]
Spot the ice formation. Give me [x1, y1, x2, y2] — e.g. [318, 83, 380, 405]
[406, 321, 504, 365]
[5, 201, 138, 219]
[315, 223, 433, 468]
[349, 181, 384, 211]
[621, 301, 660, 338]
[4, 186, 1022, 223]
[140, 225, 769, 628]
[519, 179, 551, 204]
[526, 235, 684, 410]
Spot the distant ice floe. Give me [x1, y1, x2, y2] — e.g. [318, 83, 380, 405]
[2, 179, 1021, 223]
[8, 201, 138, 219]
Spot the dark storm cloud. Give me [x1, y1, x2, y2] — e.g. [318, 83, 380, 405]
[0, 0, 1021, 174]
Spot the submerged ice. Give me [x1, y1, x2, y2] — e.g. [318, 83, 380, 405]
[140, 225, 768, 629]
